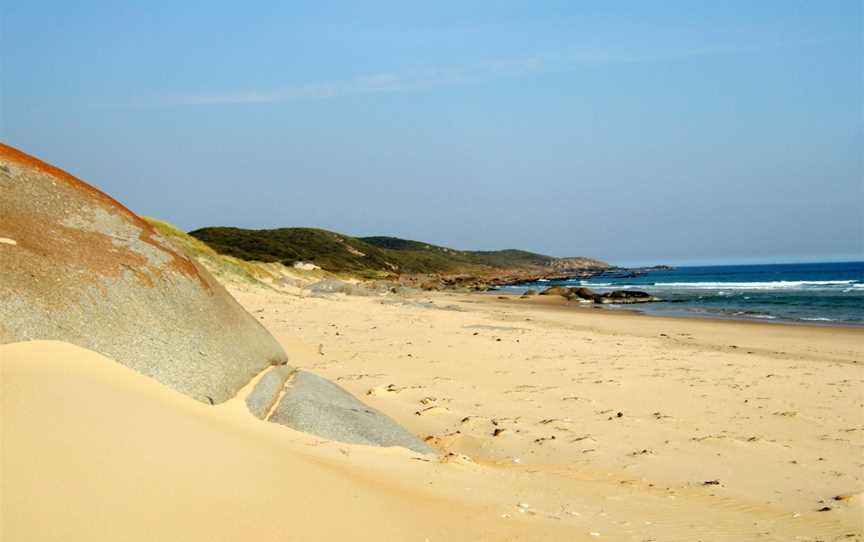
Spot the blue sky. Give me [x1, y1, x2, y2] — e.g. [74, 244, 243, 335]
[2, 1, 861, 266]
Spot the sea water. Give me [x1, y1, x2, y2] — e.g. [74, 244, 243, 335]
[506, 262, 864, 326]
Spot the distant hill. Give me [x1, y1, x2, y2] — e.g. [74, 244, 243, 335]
[189, 227, 609, 280]
[360, 236, 607, 272]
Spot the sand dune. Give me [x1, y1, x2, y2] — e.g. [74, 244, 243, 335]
[1, 341, 576, 541]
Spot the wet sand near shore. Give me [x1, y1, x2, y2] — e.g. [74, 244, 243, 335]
[480, 293, 864, 364]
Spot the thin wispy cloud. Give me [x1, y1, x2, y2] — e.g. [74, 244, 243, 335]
[142, 51, 613, 107]
[142, 38, 833, 107]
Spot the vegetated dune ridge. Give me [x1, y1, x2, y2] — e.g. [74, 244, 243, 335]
[189, 226, 609, 285]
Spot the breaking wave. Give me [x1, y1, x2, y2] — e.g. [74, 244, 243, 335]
[649, 280, 857, 290]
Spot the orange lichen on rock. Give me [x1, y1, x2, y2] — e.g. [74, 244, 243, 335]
[0, 143, 140, 220]
[0, 142, 207, 289]
[0, 142, 289, 403]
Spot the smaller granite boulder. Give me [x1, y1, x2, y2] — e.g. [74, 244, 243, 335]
[245, 365, 293, 419]
[270, 371, 433, 454]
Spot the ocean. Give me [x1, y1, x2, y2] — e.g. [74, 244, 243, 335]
[501, 261, 864, 326]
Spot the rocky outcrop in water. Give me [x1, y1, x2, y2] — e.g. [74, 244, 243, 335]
[539, 286, 659, 304]
[594, 290, 659, 304]
[538, 285, 567, 296]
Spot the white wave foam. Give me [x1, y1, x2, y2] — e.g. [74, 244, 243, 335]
[801, 317, 835, 322]
[651, 280, 857, 290]
[733, 311, 778, 319]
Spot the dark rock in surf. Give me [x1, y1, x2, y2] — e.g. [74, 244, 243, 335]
[539, 285, 566, 296]
[596, 290, 659, 304]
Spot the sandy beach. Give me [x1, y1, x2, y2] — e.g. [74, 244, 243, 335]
[234, 286, 864, 539]
[6, 278, 859, 541]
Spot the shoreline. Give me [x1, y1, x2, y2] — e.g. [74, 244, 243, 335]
[480, 290, 864, 329]
[444, 292, 862, 366]
[469, 291, 864, 338]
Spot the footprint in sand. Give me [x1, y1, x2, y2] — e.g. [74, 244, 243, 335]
[460, 415, 491, 424]
[336, 373, 386, 381]
[440, 451, 474, 465]
[458, 416, 501, 435]
[367, 383, 424, 396]
[539, 417, 573, 425]
[367, 384, 400, 396]
[415, 405, 450, 416]
[628, 449, 655, 457]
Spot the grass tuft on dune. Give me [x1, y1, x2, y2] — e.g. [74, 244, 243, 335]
[143, 216, 328, 288]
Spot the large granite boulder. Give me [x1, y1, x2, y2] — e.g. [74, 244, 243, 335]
[0, 144, 431, 453]
[0, 143, 289, 404]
